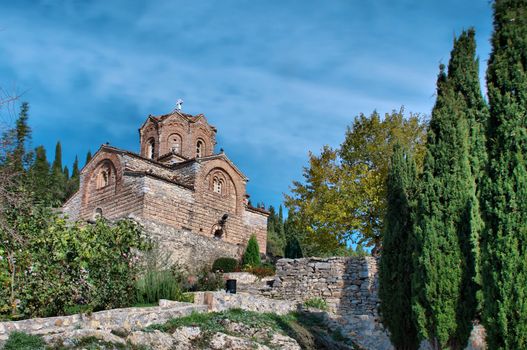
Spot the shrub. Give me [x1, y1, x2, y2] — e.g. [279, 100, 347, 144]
[3, 331, 45, 350]
[189, 268, 225, 292]
[243, 265, 276, 278]
[303, 297, 329, 311]
[212, 257, 239, 273]
[135, 270, 189, 304]
[242, 235, 261, 267]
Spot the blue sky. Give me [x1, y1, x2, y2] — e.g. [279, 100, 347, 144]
[0, 0, 493, 209]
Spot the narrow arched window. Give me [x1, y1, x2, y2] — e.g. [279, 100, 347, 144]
[147, 138, 155, 159]
[96, 169, 109, 189]
[94, 208, 103, 219]
[196, 140, 204, 158]
[168, 134, 182, 154]
[213, 177, 222, 194]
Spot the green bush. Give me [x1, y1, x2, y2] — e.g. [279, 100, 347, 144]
[190, 268, 225, 291]
[1, 206, 150, 319]
[3, 331, 45, 350]
[212, 257, 239, 273]
[136, 270, 190, 304]
[243, 265, 276, 278]
[303, 297, 329, 311]
[242, 235, 261, 267]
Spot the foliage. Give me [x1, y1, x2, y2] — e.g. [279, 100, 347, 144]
[411, 29, 486, 349]
[135, 244, 192, 304]
[211, 257, 239, 273]
[242, 235, 261, 267]
[481, 1, 527, 348]
[0, 208, 149, 319]
[284, 234, 303, 259]
[303, 297, 329, 311]
[243, 264, 276, 278]
[285, 109, 427, 254]
[3, 331, 46, 350]
[266, 205, 286, 258]
[379, 144, 419, 350]
[192, 268, 225, 292]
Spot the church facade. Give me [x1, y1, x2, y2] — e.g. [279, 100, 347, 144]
[63, 110, 268, 255]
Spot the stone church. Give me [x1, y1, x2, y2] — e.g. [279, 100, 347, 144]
[63, 109, 268, 264]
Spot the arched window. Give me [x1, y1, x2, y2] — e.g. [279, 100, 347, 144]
[213, 177, 223, 194]
[196, 140, 204, 158]
[168, 134, 182, 154]
[147, 138, 155, 159]
[96, 168, 109, 189]
[94, 208, 103, 220]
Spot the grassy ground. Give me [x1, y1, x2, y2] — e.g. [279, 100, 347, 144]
[2, 309, 358, 350]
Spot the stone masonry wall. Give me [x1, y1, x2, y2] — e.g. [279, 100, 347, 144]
[264, 257, 379, 317]
[135, 217, 240, 272]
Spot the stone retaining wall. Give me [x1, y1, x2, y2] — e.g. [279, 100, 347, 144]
[0, 301, 207, 342]
[194, 291, 298, 315]
[263, 256, 379, 316]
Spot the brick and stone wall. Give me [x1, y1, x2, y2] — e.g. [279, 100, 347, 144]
[135, 217, 240, 271]
[263, 257, 379, 316]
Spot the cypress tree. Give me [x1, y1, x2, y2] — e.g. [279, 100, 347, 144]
[28, 145, 52, 204]
[13, 102, 31, 172]
[412, 29, 485, 349]
[481, 1, 527, 348]
[379, 144, 418, 350]
[51, 141, 67, 204]
[65, 155, 80, 199]
[85, 151, 92, 166]
[284, 235, 303, 258]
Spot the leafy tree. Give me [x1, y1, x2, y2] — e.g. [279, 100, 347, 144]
[481, 1, 527, 348]
[412, 29, 486, 349]
[242, 235, 261, 267]
[379, 144, 419, 350]
[285, 109, 426, 254]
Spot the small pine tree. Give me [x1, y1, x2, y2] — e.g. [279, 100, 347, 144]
[242, 235, 261, 267]
[379, 144, 419, 350]
[481, 1, 527, 348]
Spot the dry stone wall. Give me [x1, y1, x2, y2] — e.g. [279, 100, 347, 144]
[264, 257, 379, 316]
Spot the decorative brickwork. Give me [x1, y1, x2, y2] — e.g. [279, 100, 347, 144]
[63, 110, 268, 262]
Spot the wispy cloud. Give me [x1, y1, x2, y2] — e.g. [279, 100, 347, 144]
[0, 0, 493, 207]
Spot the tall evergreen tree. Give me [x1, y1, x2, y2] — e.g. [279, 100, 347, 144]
[481, 1, 527, 348]
[379, 144, 418, 350]
[65, 156, 80, 199]
[412, 29, 486, 349]
[85, 151, 92, 166]
[28, 145, 51, 204]
[51, 141, 67, 204]
[13, 102, 31, 172]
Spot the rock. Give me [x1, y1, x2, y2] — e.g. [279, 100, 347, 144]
[269, 333, 301, 350]
[127, 330, 175, 350]
[43, 329, 126, 347]
[209, 332, 270, 350]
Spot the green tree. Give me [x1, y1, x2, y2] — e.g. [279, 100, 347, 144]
[13, 102, 31, 172]
[85, 151, 92, 166]
[242, 235, 261, 267]
[481, 1, 527, 348]
[27, 146, 52, 204]
[379, 145, 418, 350]
[51, 141, 67, 204]
[285, 109, 426, 254]
[65, 156, 80, 199]
[412, 30, 486, 349]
